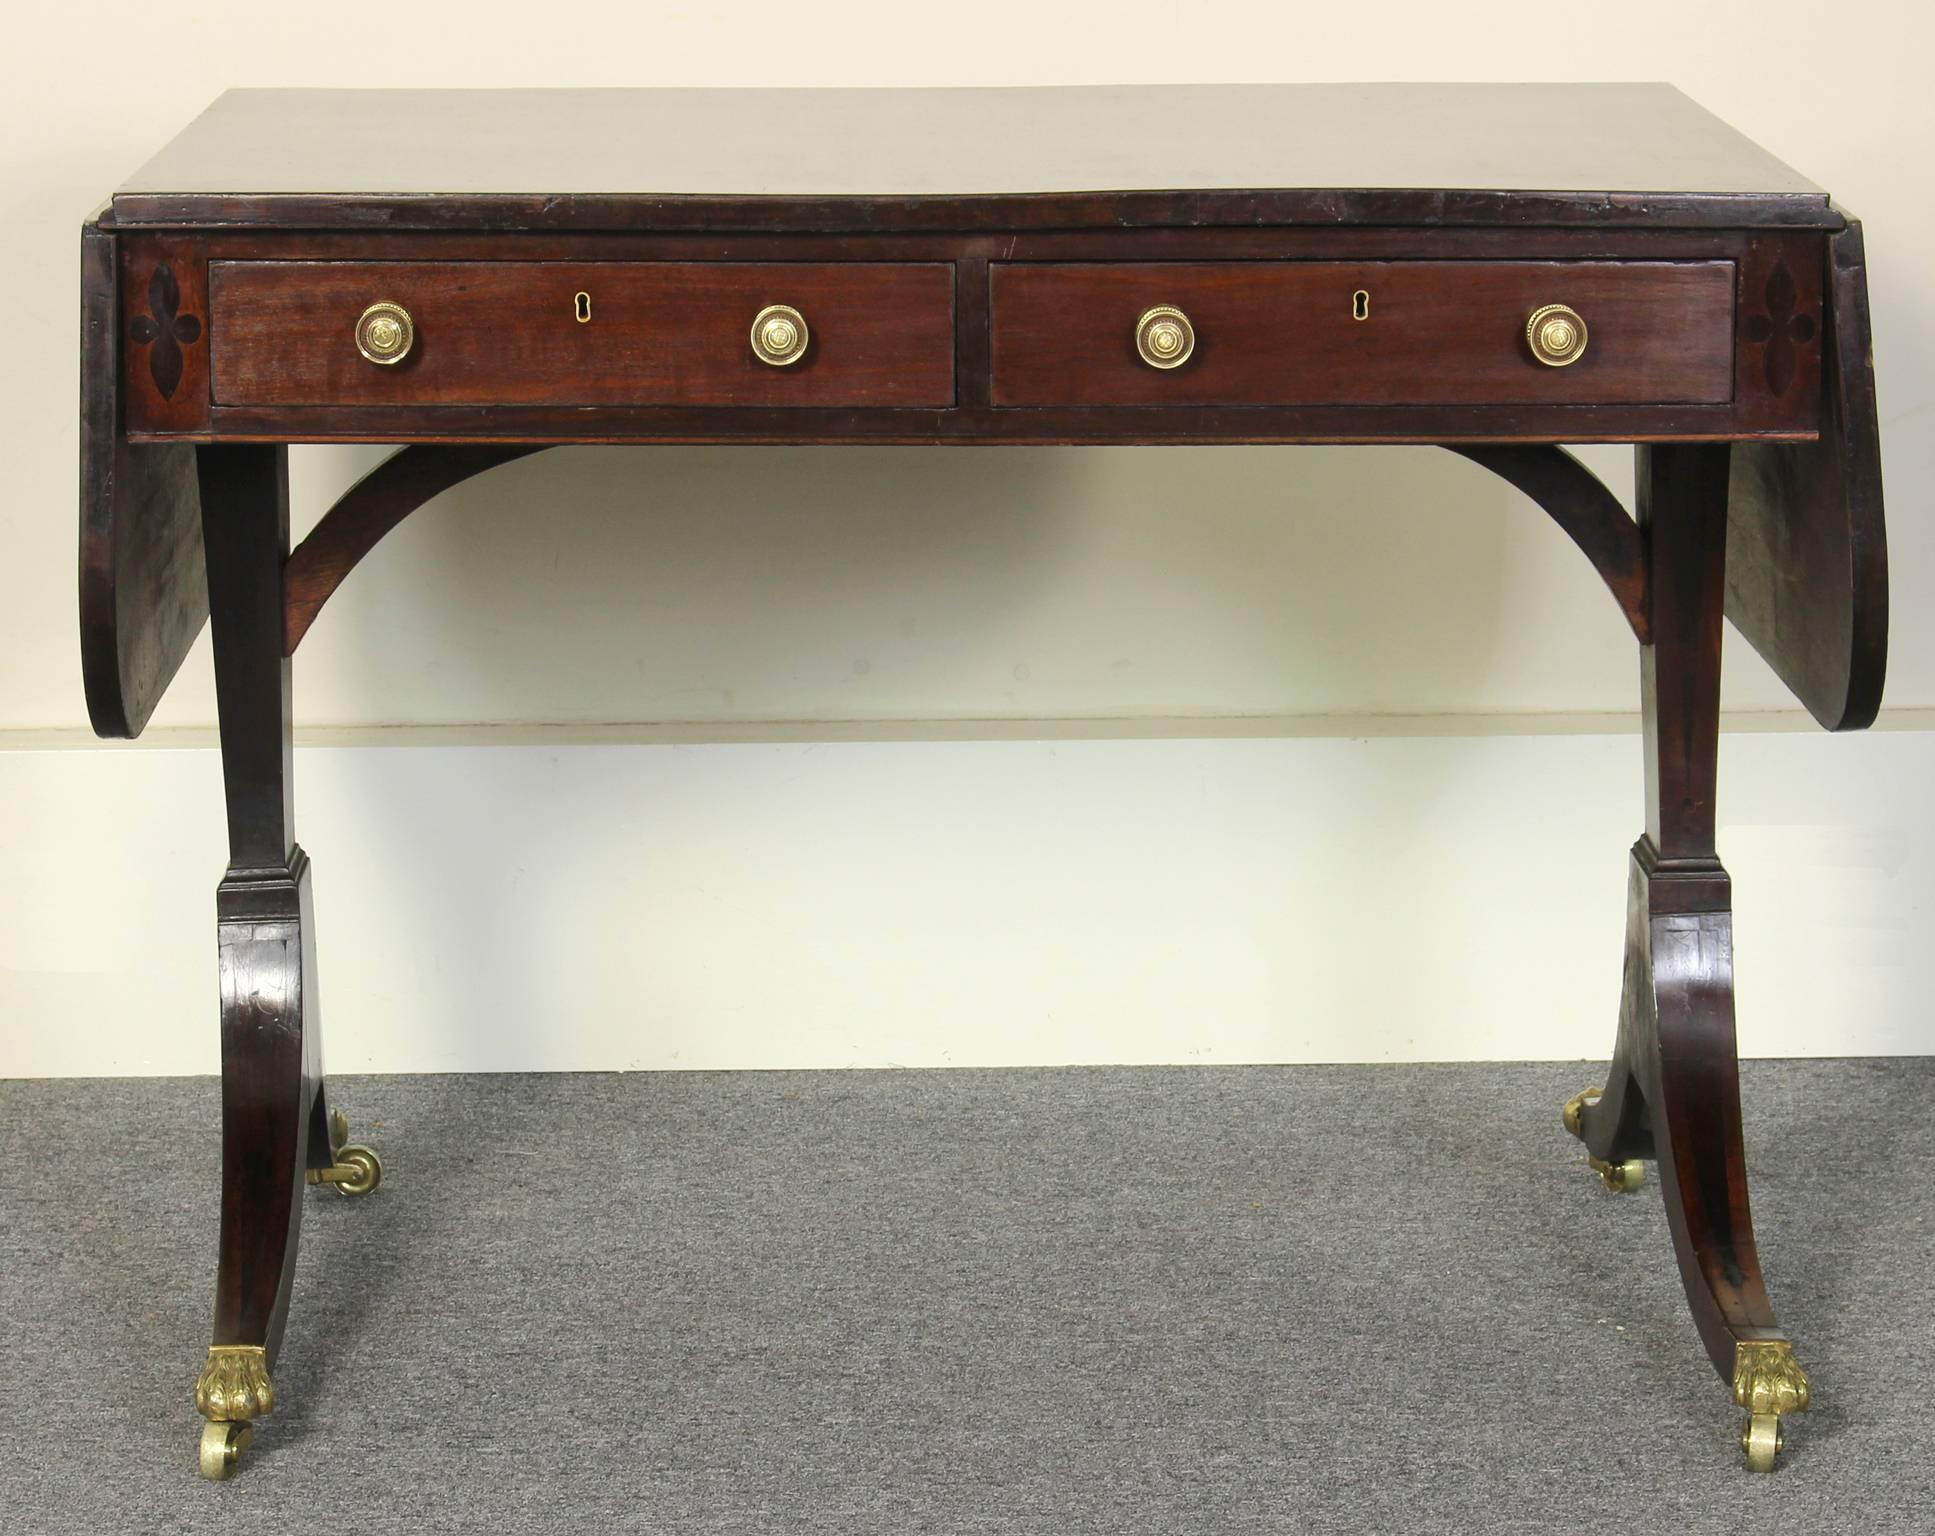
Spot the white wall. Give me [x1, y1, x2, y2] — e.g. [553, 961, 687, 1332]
[3, 3, 1931, 1074]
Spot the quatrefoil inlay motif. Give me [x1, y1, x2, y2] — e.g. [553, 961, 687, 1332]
[129, 263, 202, 400]
[1743, 262, 1816, 396]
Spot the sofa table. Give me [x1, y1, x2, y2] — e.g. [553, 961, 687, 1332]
[77, 83, 1889, 1478]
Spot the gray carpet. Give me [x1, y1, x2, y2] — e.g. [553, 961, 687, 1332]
[2, 1061, 1932, 1533]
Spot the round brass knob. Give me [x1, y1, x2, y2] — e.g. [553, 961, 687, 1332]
[751, 304, 809, 367]
[354, 301, 414, 366]
[1135, 305, 1195, 369]
[1527, 303, 1588, 367]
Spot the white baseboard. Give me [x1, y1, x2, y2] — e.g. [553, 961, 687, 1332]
[1, 724, 1927, 1076]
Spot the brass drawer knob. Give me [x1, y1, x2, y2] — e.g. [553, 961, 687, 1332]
[355, 301, 414, 365]
[1135, 305, 1195, 369]
[1527, 303, 1588, 367]
[751, 304, 809, 367]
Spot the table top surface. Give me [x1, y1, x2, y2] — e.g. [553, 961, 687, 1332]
[109, 84, 1829, 230]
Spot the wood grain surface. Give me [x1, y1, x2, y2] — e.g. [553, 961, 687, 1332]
[210, 261, 956, 408]
[109, 85, 1834, 233]
[78, 223, 208, 738]
[1726, 219, 1888, 729]
[990, 260, 1736, 407]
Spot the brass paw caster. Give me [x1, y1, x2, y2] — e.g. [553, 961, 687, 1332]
[198, 1419, 253, 1480]
[308, 1106, 383, 1197]
[1561, 1087, 1599, 1140]
[1589, 1154, 1646, 1193]
[1734, 1339, 1809, 1472]
[1741, 1412, 1783, 1473]
[194, 1346, 269, 1478]
[1563, 1088, 1646, 1192]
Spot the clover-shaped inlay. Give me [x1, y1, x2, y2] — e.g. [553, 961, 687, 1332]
[1743, 261, 1815, 397]
[129, 263, 202, 400]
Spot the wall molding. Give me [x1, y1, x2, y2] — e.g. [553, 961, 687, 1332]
[7, 706, 1934, 754]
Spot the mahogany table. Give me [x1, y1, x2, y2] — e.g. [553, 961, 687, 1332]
[78, 84, 1889, 1479]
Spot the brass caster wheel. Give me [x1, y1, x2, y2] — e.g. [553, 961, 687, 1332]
[1741, 1412, 1784, 1472]
[1734, 1339, 1808, 1471]
[199, 1419, 253, 1480]
[309, 1108, 383, 1197]
[1561, 1087, 1600, 1141]
[321, 1144, 382, 1197]
[1590, 1155, 1646, 1193]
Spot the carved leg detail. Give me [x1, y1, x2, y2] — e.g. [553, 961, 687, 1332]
[200, 853, 321, 1475]
[1567, 445, 1807, 1471]
[1736, 1339, 1812, 1472]
[194, 445, 349, 1480]
[195, 1343, 275, 1421]
[1619, 847, 1808, 1469]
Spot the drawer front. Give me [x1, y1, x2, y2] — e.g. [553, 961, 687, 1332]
[990, 261, 1735, 407]
[209, 262, 956, 407]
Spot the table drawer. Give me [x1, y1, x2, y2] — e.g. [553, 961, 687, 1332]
[990, 261, 1735, 407]
[209, 261, 956, 407]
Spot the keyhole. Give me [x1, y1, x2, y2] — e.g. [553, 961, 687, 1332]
[1352, 289, 1370, 322]
[574, 291, 592, 324]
